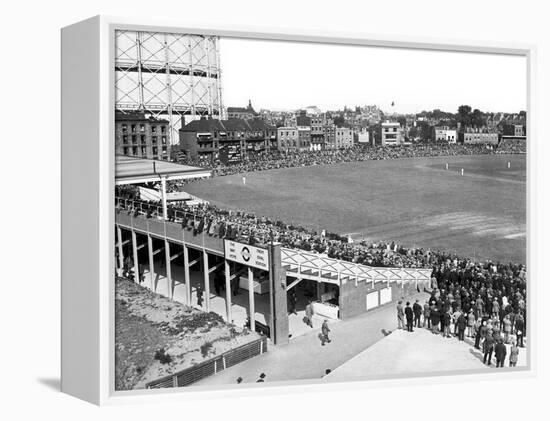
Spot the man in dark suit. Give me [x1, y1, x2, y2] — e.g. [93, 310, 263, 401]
[288, 289, 297, 315]
[483, 334, 495, 365]
[413, 299, 423, 328]
[423, 301, 431, 328]
[494, 339, 507, 367]
[405, 302, 414, 332]
[196, 283, 204, 307]
[456, 312, 467, 341]
[431, 307, 440, 334]
[515, 314, 525, 347]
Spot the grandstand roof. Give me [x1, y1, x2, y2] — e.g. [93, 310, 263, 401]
[115, 156, 211, 185]
[281, 248, 432, 286]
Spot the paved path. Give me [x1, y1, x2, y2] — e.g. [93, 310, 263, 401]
[194, 292, 430, 385]
[324, 328, 527, 382]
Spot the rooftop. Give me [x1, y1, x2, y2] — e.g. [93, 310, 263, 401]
[180, 117, 275, 133]
[227, 100, 257, 115]
[115, 110, 169, 124]
[115, 156, 211, 185]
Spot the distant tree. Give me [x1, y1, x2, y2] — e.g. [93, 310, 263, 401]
[432, 109, 445, 120]
[408, 126, 419, 139]
[471, 108, 484, 128]
[418, 121, 432, 141]
[457, 105, 472, 128]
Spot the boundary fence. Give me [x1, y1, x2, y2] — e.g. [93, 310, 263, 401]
[146, 335, 268, 388]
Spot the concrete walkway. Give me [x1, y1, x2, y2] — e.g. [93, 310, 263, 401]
[194, 292, 430, 385]
[324, 327, 527, 382]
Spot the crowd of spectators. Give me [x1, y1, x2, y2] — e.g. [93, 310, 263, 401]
[117, 192, 528, 346]
[495, 138, 527, 154]
[176, 143, 500, 178]
[116, 189, 431, 268]
[115, 190, 524, 275]
[398, 258, 527, 366]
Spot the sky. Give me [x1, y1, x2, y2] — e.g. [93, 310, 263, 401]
[219, 37, 527, 115]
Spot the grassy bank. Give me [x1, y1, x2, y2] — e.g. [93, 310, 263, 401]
[115, 277, 260, 390]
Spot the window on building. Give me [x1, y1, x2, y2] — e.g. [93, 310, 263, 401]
[132, 135, 137, 144]
[151, 126, 156, 133]
[152, 146, 158, 155]
[162, 136, 167, 145]
[161, 126, 166, 134]
[122, 135, 128, 144]
[123, 147, 128, 155]
[140, 124, 145, 132]
[122, 124, 127, 133]
[131, 124, 136, 133]
[140, 135, 145, 143]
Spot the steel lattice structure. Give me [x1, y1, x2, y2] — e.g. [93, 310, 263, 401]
[281, 247, 432, 287]
[115, 30, 224, 145]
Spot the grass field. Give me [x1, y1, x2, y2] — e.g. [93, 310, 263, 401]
[184, 154, 526, 264]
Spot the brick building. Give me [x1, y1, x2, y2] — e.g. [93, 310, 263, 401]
[381, 121, 404, 146]
[297, 126, 312, 151]
[459, 127, 499, 145]
[323, 124, 336, 149]
[502, 124, 526, 138]
[310, 116, 325, 149]
[335, 127, 354, 149]
[433, 126, 458, 143]
[277, 127, 299, 151]
[179, 118, 277, 163]
[115, 111, 170, 160]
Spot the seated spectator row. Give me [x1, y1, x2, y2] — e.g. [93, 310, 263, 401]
[173, 142, 523, 182]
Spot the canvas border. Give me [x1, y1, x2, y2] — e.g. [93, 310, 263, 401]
[74, 15, 536, 405]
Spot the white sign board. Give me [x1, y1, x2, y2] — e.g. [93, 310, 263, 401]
[380, 287, 392, 305]
[224, 240, 270, 271]
[366, 291, 379, 310]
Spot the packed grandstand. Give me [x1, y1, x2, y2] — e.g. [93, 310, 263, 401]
[172, 141, 526, 181]
[119, 142, 527, 264]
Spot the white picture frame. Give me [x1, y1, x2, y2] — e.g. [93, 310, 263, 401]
[61, 15, 536, 405]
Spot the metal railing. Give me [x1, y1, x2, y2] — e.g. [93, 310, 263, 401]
[115, 196, 275, 245]
[146, 335, 267, 388]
